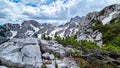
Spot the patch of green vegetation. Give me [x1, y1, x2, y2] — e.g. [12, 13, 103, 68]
[90, 61, 117, 68]
[102, 44, 120, 53]
[91, 20, 120, 43]
[68, 50, 82, 57]
[54, 53, 60, 58]
[111, 34, 120, 46]
[55, 64, 58, 68]
[79, 40, 99, 51]
[55, 35, 99, 51]
[41, 64, 46, 68]
[55, 35, 79, 48]
[53, 20, 120, 68]
[90, 20, 120, 53]
[102, 34, 120, 53]
[41, 33, 52, 40]
[76, 58, 91, 68]
[76, 58, 117, 68]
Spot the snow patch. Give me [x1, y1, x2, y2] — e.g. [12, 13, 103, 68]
[74, 29, 79, 34]
[10, 31, 17, 38]
[69, 28, 73, 34]
[30, 24, 39, 32]
[38, 34, 42, 39]
[59, 26, 69, 37]
[102, 11, 117, 24]
[25, 30, 34, 35]
[49, 28, 62, 38]
[59, 31, 65, 37]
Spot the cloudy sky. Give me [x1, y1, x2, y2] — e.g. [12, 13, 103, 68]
[0, 0, 120, 25]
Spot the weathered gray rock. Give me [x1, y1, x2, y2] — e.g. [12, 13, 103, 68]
[49, 54, 55, 60]
[40, 40, 49, 45]
[58, 63, 67, 68]
[42, 52, 50, 59]
[40, 40, 68, 58]
[42, 52, 55, 60]
[0, 66, 8, 68]
[0, 37, 42, 68]
[46, 64, 55, 68]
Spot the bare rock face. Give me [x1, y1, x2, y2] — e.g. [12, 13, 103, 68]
[40, 40, 70, 58]
[0, 37, 42, 68]
[40, 40, 79, 68]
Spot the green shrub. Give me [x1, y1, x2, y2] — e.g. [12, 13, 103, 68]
[90, 21, 120, 43]
[90, 20, 120, 53]
[41, 34, 52, 40]
[54, 53, 60, 58]
[111, 34, 120, 46]
[76, 58, 117, 68]
[102, 44, 120, 53]
[102, 34, 120, 53]
[55, 35, 79, 48]
[68, 50, 82, 57]
[90, 61, 117, 68]
[55, 35, 99, 51]
[76, 58, 91, 68]
[55, 64, 58, 68]
[41, 64, 46, 68]
[79, 40, 99, 51]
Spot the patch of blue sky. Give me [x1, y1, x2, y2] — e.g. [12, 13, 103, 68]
[26, 3, 38, 7]
[63, 0, 68, 4]
[42, 0, 57, 5]
[9, 0, 21, 3]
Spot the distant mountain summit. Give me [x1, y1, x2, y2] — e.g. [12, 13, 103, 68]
[0, 4, 119, 44]
[0, 4, 120, 45]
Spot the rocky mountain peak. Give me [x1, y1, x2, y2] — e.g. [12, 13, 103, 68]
[69, 16, 84, 24]
[22, 20, 41, 27]
[85, 4, 120, 25]
[100, 4, 118, 14]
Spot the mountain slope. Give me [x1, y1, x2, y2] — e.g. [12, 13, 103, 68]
[5, 4, 120, 45]
[0, 4, 120, 68]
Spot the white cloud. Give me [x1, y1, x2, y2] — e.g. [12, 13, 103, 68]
[21, 0, 40, 4]
[69, 0, 120, 17]
[0, 0, 120, 25]
[87, 0, 94, 2]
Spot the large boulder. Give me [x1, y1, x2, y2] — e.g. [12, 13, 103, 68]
[40, 40, 69, 58]
[0, 37, 42, 68]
